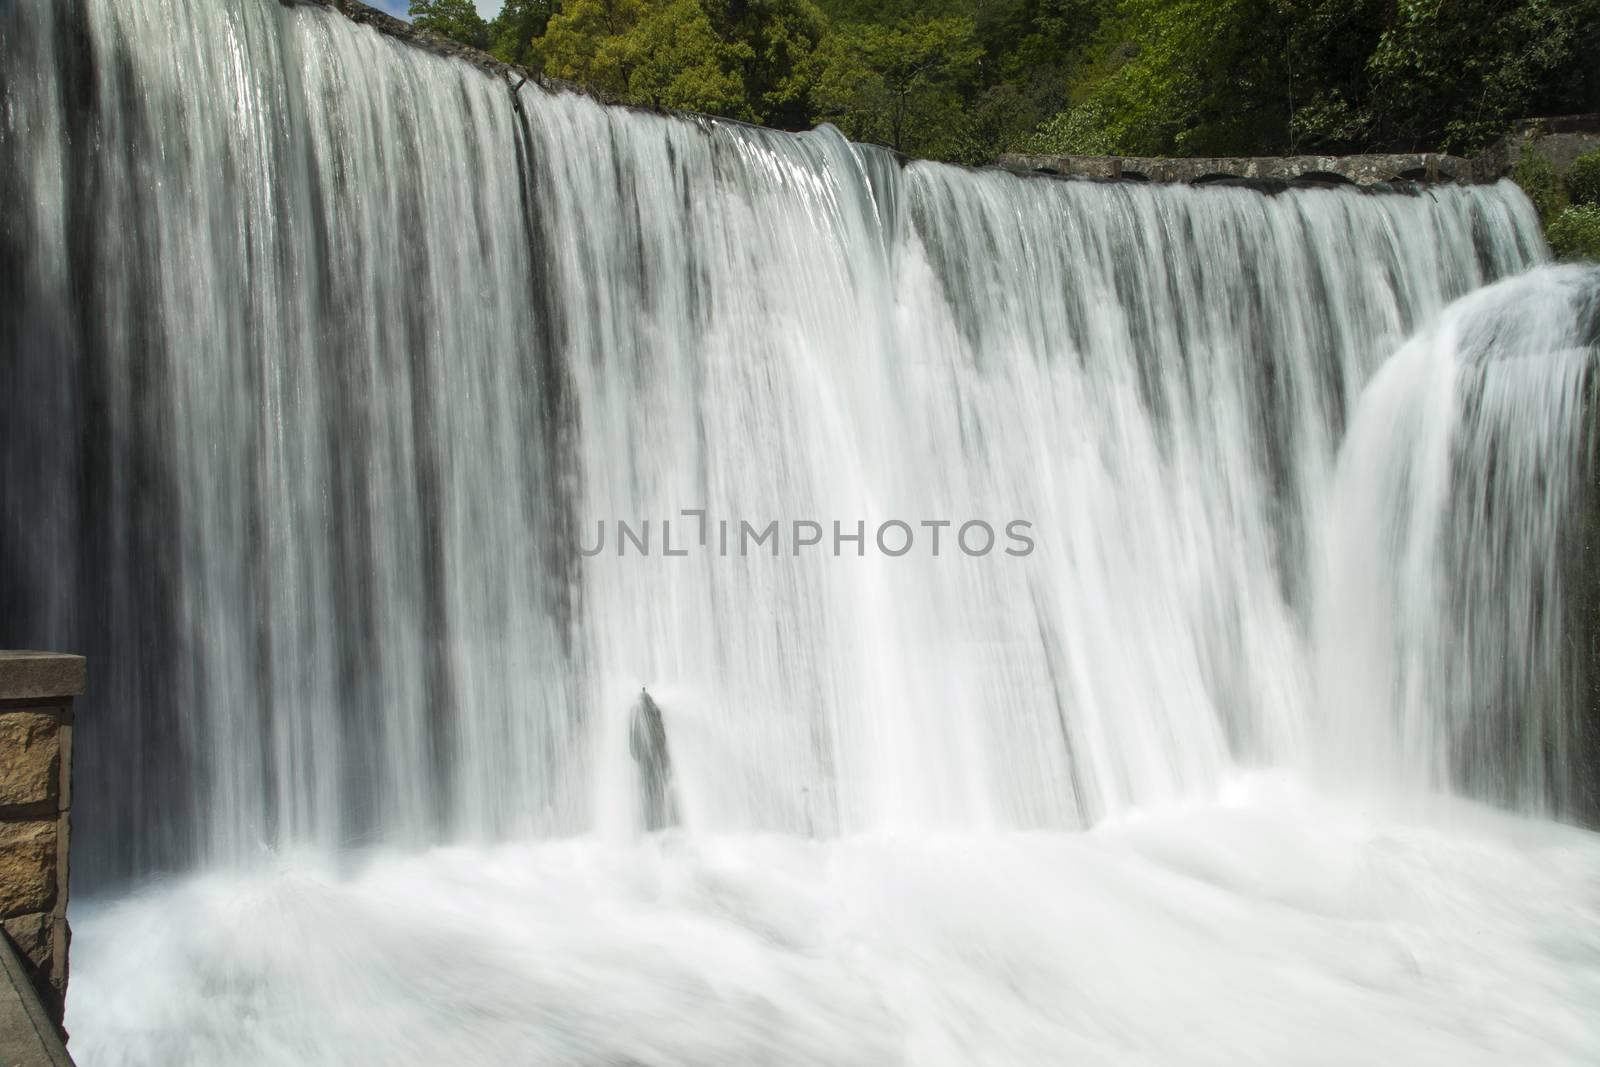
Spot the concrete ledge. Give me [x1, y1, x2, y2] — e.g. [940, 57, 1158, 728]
[997, 151, 1478, 187]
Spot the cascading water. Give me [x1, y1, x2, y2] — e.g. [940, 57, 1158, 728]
[2, 0, 1598, 1064]
[1317, 265, 1600, 817]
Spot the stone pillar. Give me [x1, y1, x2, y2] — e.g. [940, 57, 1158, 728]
[0, 652, 82, 1031]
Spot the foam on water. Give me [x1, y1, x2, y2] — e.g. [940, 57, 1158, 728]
[66, 778, 1600, 1066]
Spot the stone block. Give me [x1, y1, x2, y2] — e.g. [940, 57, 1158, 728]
[0, 715, 58, 809]
[0, 914, 50, 974]
[0, 823, 55, 917]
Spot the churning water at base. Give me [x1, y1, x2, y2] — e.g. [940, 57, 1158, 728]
[65, 779, 1600, 1066]
[2, 0, 1599, 1062]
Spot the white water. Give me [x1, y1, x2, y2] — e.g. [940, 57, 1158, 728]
[1317, 266, 1600, 812]
[1, 0, 1598, 1063]
[67, 778, 1600, 1066]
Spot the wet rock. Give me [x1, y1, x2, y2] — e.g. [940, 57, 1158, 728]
[630, 690, 678, 832]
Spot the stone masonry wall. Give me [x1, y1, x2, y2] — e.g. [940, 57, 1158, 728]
[997, 117, 1600, 189]
[0, 653, 82, 1031]
[996, 151, 1477, 187]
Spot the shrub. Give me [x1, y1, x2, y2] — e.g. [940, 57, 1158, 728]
[1546, 204, 1600, 262]
[1565, 150, 1600, 207]
[1512, 148, 1566, 224]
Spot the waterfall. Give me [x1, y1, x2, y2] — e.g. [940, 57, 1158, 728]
[4, 1, 1600, 1063]
[0, 0, 1575, 877]
[1316, 265, 1600, 817]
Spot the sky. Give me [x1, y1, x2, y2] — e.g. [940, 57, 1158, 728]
[367, 0, 505, 19]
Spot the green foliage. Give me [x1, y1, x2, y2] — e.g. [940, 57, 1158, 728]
[810, 16, 983, 158]
[625, 0, 753, 116]
[1277, 0, 1387, 151]
[409, 0, 490, 51]
[1364, 0, 1600, 152]
[1566, 151, 1600, 207]
[704, 0, 830, 130]
[488, 0, 559, 68]
[411, 0, 1600, 167]
[1513, 148, 1567, 224]
[1546, 204, 1600, 261]
[1028, 0, 1282, 156]
[1027, 98, 1118, 155]
[1030, 0, 1600, 159]
[972, 0, 1106, 154]
[536, 0, 644, 99]
[536, 0, 825, 124]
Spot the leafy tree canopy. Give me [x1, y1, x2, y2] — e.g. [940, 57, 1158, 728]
[533, 0, 825, 123]
[810, 16, 983, 158]
[410, 0, 491, 51]
[409, 0, 1600, 163]
[488, 0, 560, 68]
[1031, 0, 1600, 157]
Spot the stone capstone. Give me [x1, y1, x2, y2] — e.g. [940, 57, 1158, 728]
[0, 656, 83, 704]
[996, 151, 1477, 187]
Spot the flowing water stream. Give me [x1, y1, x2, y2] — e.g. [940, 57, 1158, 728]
[2, 0, 1598, 1063]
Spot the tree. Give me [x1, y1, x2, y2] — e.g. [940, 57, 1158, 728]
[810, 16, 982, 159]
[537, 0, 646, 98]
[1028, 0, 1288, 157]
[1028, 0, 1600, 158]
[704, 0, 830, 130]
[410, 0, 491, 50]
[623, 0, 753, 116]
[488, 0, 562, 68]
[429, 0, 1600, 165]
[537, 0, 827, 124]
[1364, 0, 1600, 152]
[534, 0, 745, 113]
[972, 0, 1109, 158]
